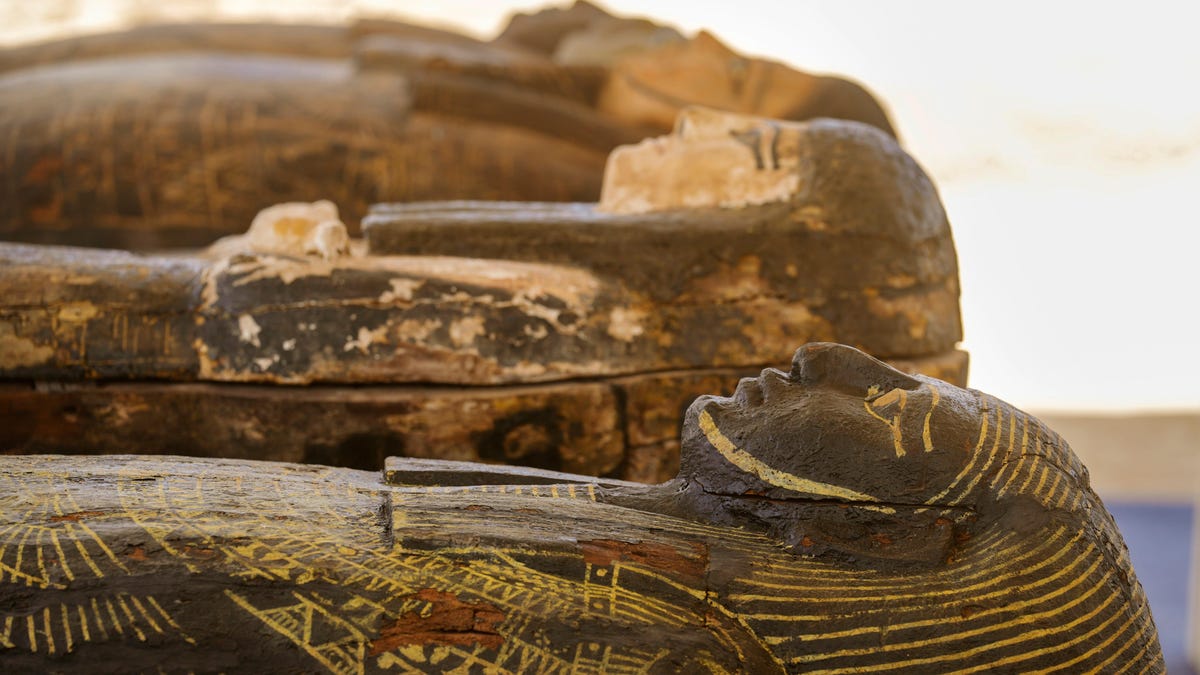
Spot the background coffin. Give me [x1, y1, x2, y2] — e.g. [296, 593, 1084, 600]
[0, 5, 895, 250]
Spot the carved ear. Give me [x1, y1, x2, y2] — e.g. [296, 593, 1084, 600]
[769, 506, 970, 568]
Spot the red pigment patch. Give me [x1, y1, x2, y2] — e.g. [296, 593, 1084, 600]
[580, 539, 707, 582]
[370, 589, 505, 656]
[50, 510, 105, 522]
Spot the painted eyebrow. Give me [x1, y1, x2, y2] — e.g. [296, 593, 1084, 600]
[698, 409, 881, 502]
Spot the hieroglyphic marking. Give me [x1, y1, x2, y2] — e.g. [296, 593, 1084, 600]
[224, 589, 367, 675]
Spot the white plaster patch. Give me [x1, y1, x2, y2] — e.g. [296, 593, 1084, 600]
[449, 316, 487, 348]
[238, 314, 262, 347]
[344, 325, 389, 353]
[599, 106, 805, 214]
[380, 278, 423, 304]
[607, 307, 647, 342]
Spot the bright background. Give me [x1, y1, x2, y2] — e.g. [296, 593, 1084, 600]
[3, 0, 1199, 413]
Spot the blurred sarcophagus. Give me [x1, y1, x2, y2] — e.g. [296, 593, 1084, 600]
[0, 109, 965, 481]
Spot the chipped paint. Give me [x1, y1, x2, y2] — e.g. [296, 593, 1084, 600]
[56, 302, 99, 323]
[379, 278, 423, 304]
[343, 325, 388, 353]
[237, 315, 262, 347]
[0, 321, 54, 367]
[607, 307, 647, 342]
[448, 316, 486, 348]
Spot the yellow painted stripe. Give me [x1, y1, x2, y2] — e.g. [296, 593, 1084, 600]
[944, 405, 1010, 505]
[926, 401, 993, 504]
[698, 410, 879, 502]
[737, 528, 1071, 603]
[948, 588, 1125, 674]
[1045, 605, 1140, 673]
[59, 604, 73, 653]
[763, 538, 1095, 642]
[798, 566, 1115, 672]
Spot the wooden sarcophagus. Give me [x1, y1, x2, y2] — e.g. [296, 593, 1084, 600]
[2, 109, 964, 481]
[0, 4, 895, 250]
[0, 344, 1164, 671]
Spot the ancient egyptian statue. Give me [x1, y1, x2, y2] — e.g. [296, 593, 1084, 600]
[0, 344, 1164, 672]
[1, 110, 964, 480]
[0, 2, 895, 249]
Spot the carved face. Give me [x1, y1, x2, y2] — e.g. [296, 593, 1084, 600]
[682, 343, 991, 506]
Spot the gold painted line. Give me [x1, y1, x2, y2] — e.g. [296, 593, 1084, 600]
[26, 614, 36, 654]
[60, 604, 73, 653]
[989, 414, 1029, 490]
[740, 529, 1070, 602]
[0, 561, 51, 587]
[797, 566, 1116, 672]
[49, 531, 75, 582]
[1046, 606, 1140, 673]
[301, 603, 314, 647]
[42, 606, 55, 655]
[1014, 460, 1045, 498]
[927, 401, 994, 504]
[568, 484, 577, 499]
[551, 486, 560, 499]
[1096, 622, 1154, 675]
[1042, 470, 1065, 505]
[90, 598, 110, 640]
[115, 596, 146, 641]
[36, 532, 49, 587]
[1013, 426, 1045, 494]
[1033, 462, 1053, 499]
[72, 520, 129, 574]
[76, 605, 90, 643]
[67, 529, 104, 577]
[949, 589, 1125, 674]
[103, 598, 124, 636]
[769, 539, 1097, 642]
[223, 590, 357, 675]
[609, 565, 621, 618]
[587, 484, 597, 502]
[1, 615, 14, 649]
[922, 384, 940, 452]
[12, 525, 33, 584]
[699, 409, 879, 501]
[747, 528, 1015, 586]
[129, 596, 164, 635]
[946, 405, 1011, 504]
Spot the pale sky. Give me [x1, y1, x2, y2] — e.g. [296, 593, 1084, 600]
[3, 0, 1198, 411]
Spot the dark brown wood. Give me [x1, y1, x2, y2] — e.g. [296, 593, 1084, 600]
[0, 346, 1163, 672]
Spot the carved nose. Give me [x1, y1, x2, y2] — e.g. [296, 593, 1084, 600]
[790, 342, 920, 392]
